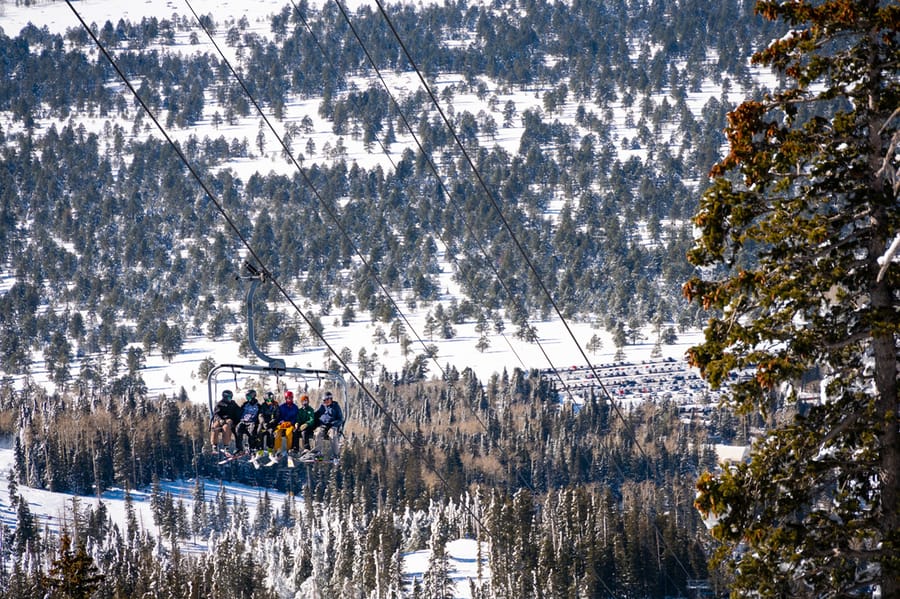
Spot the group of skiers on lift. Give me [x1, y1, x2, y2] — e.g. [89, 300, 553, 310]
[210, 387, 343, 463]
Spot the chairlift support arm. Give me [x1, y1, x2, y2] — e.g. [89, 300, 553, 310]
[243, 263, 286, 372]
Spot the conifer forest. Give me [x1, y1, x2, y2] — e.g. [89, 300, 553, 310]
[0, 0, 897, 598]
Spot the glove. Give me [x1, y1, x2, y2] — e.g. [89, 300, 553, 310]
[299, 423, 308, 431]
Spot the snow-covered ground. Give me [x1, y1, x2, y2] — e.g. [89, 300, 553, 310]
[0, 443, 286, 548]
[0, 0, 726, 405]
[0, 443, 491, 597]
[404, 538, 491, 599]
[26, 305, 706, 411]
[0, 0, 717, 424]
[0, 0, 348, 34]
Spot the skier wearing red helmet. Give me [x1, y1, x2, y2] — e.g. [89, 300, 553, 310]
[273, 390, 300, 456]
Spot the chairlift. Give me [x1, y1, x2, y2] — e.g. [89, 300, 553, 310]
[207, 263, 348, 462]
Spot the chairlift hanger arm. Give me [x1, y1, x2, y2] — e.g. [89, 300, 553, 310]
[241, 262, 286, 372]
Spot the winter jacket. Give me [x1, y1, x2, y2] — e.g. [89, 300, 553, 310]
[259, 401, 279, 428]
[277, 401, 300, 425]
[314, 401, 344, 430]
[240, 398, 260, 423]
[214, 398, 240, 423]
[298, 405, 315, 428]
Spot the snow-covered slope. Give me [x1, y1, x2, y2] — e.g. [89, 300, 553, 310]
[0, 444, 491, 597]
[0, 0, 746, 402]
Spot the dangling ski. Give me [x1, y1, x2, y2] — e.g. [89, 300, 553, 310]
[217, 450, 246, 465]
[249, 451, 264, 469]
[299, 450, 320, 463]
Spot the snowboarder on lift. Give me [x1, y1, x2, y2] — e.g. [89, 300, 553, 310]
[210, 389, 240, 453]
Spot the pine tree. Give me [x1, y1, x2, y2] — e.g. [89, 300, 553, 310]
[423, 512, 453, 599]
[123, 488, 138, 545]
[13, 497, 39, 557]
[43, 532, 103, 599]
[112, 429, 133, 488]
[686, 1, 900, 597]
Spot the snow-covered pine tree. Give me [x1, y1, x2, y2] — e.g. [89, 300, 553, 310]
[422, 511, 453, 599]
[687, 0, 900, 596]
[44, 532, 103, 599]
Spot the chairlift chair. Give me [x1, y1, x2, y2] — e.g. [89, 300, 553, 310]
[207, 264, 348, 459]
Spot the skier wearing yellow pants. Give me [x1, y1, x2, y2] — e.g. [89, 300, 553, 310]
[273, 391, 299, 456]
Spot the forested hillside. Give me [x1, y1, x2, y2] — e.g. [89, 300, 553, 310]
[0, 0, 781, 385]
[1, 367, 744, 597]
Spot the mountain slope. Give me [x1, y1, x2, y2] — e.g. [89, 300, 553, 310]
[0, 0, 782, 397]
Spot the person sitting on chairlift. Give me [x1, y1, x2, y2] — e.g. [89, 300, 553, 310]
[234, 389, 260, 456]
[257, 391, 280, 457]
[210, 389, 240, 453]
[306, 391, 344, 459]
[273, 390, 299, 457]
[295, 394, 315, 452]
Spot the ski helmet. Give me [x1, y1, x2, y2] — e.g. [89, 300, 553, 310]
[222, 389, 233, 400]
[285, 390, 294, 402]
[246, 389, 257, 401]
[265, 391, 275, 402]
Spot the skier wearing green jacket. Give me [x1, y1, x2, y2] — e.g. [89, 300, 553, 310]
[295, 394, 315, 452]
